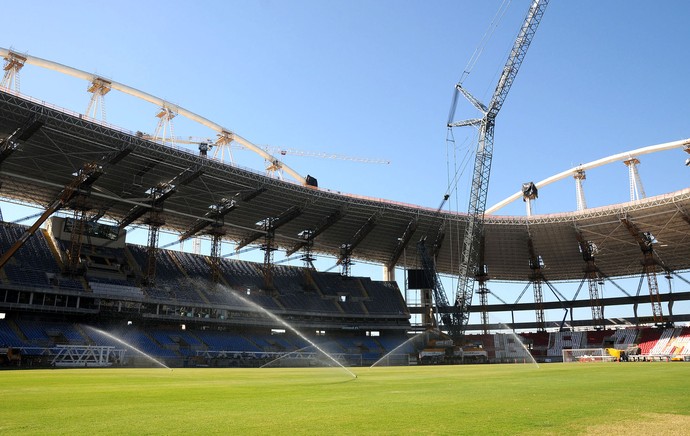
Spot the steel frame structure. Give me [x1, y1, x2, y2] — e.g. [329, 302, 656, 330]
[2, 88, 690, 277]
[449, 0, 549, 337]
[1, 84, 690, 331]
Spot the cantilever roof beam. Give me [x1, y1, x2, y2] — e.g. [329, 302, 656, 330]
[118, 184, 172, 228]
[178, 198, 237, 242]
[387, 218, 417, 269]
[336, 213, 379, 265]
[429, 221, 446, 260]
[180, 187, 265, 239]
[170, 167, 204, 188]
[100, 146, 133, 167]
[0, 160, 105, 270]
[178, 187, 265, 239]
[620, 217, 657, 254]
[236, 205, 302, 251]
[118, 166, 203, 229]
[285, 208, 344, 257]
[239, 187, 267, 202]
[0, 116, 43, 164]
[620, 217, 672, 272]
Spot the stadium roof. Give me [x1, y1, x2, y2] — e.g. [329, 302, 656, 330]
[2, 89, 690, 282]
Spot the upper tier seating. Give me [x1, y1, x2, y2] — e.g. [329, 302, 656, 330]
[0, 225, 83, 290]
[0, 222, 409, 328]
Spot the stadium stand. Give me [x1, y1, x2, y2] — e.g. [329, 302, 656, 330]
[584, 329, 611, 348]
[637, 329, 663, 356]
[0, 220, 412, 367]
[3, 217, 689, 367]
[646, 327, 690, 356]
[547, 331, 585, 357]
[611, 328, 639, 348]
[493, 333, 533, 361]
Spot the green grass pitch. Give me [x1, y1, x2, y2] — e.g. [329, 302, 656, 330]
[1, 363, 689, 435]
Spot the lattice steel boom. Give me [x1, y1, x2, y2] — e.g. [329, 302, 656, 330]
[449, 0, 549, 338]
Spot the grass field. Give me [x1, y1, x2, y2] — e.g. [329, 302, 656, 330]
[1, 362, 689, 435]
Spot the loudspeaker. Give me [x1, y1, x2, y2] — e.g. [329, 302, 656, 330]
[407, 269, 432, 289]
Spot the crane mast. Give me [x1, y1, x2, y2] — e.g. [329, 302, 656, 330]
[448, 0, 549, 339]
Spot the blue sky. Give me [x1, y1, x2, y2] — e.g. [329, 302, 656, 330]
[2, 1, 689, 327]
[5, 1, 689, 213]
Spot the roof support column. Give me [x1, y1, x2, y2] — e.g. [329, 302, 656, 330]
[85, 78, 111, 121]
[624, 158, 646, 201]
[261, 220, 276, 289]
[144, 188, 166, 287]
[1, 51, 26, 92]
[621, 218, 665, 325]
[477, 275, 490, 335]
[574, 170, 587, 211]
[209, 225, 225, 284]
[66, 197, 90, 275]
[383, 264, 395, 282]
[527, 238, 545, 332]
[476, 236, 489, 335]
[577, 235, 605, 329]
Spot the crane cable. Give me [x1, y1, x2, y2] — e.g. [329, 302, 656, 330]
[445, 128, 476, 284]
[447, 0, 512, 125]
[444, 1, 511, 287]
[444, 131, 475, 207]
[458, 0, 512, 86]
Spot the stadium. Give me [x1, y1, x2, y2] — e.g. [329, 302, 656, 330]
[1, 1, 690, 374]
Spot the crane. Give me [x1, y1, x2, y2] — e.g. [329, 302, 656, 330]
[447, 0, 549, 340]
[260, 145, 390, 165]
[139, 134, 390, 172]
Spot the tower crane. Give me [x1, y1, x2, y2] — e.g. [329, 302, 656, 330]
[447, 0, 549, 340]
[139, 134, 390, 168]
[260, 145, 390, 165]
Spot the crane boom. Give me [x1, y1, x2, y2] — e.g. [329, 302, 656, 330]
[262, 145, 390, 165]
[449, 0, 549, 339]
[141, 135, 390, 165]
[487, 1, 548, 117]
